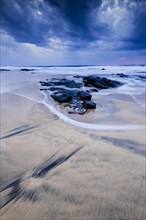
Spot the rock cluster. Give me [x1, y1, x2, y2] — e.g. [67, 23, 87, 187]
[39, 75, 123, 115]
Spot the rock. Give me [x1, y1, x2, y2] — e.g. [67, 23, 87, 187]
[51, 94, 72, 103]
[135, 75, 146, 80]
[20, 68, 35, 71]
[83, 75, 123, 89]
[39, 81, 53, 86]
[43, 79, 82, 88]
[77, 91, 92, 101]
[65, 101, 86, 115]
[116, 73, 128, 77]
[102, 68, 105, 70]
[73, 75, 83, 78]
[83, 101, 96, 109]
[65, 80, 82, 88]
[90, 88, 98, 92]
[100, 77, 122, 88]
[40, 88, 48, 91]
[49, 87, 61, 91]
[0, 69, 10, 71]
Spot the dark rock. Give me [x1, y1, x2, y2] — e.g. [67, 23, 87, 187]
[45, 79, 82, 88]
[0, 69, 10, 71]
[83, 75, 123, 89]
[51, 94, 72, 103]
[100, 77, 121, 88]
[39, 81, 53, 86]
[90, 88, 98, 92]
[73, 75, 83, 78]
[135, 75, 146, 80]
[49, 87, 61, 91]
[116, 73, 128, 77]
[20, 68, 35, 71]
[137, 71, 146, 74]
[102, 68, 105, 70]
[65, 101, 86, 115]
[83, 101, 96, 109]
[78, 91, 92, 101]
[40, 88, 48, 91]
[52, 88, 78, 97]
[65, 80, 82, 88]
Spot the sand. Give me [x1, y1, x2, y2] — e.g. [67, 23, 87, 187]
[0, 71, 146, 220]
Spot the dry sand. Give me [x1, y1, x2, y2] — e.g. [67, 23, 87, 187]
[0, 89, 145, 219]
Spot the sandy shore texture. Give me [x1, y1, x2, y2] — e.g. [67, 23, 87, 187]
[0, 70, 146, 220]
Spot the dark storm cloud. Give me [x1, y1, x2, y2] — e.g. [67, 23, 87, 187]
[0, 0, 105, 46]
[45, 0, 105, 41]
[0, 0, 58, 46]
[0, 0, 146, 50]
[119, 0, 146, 50]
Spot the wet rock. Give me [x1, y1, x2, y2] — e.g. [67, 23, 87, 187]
[20, 68, 35, 71]
[40, 88, 48, 91]
[135, 75, 146, 80]
[102, 68, 105, 70]
[116, 73, 128, 77]
[64, 80, 82, 88]
[66, 102, 87, 115]
[90, 88, 98, 92]
[0, 69, 10, 71]
[43, 79, 82, 88]
[83, 75, 123, 89]
[73, 75, 83, 78]
[49, 87, 61, 91]
[39, 81, 53, 87]
[51, 94, 72, 103]
[100, 77, 122, 88]
[77, 91, 92, 101]
[83, 101, 96, 109]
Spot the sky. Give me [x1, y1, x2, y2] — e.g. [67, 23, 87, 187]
[0, 0, 146, 66]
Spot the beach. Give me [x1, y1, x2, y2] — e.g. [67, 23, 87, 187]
[0, 66, 145, 220]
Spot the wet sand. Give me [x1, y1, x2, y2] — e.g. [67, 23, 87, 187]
[0, 88, 145, 219]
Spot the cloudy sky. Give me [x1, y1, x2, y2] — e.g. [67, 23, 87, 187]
[0, 0, 146, 66]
